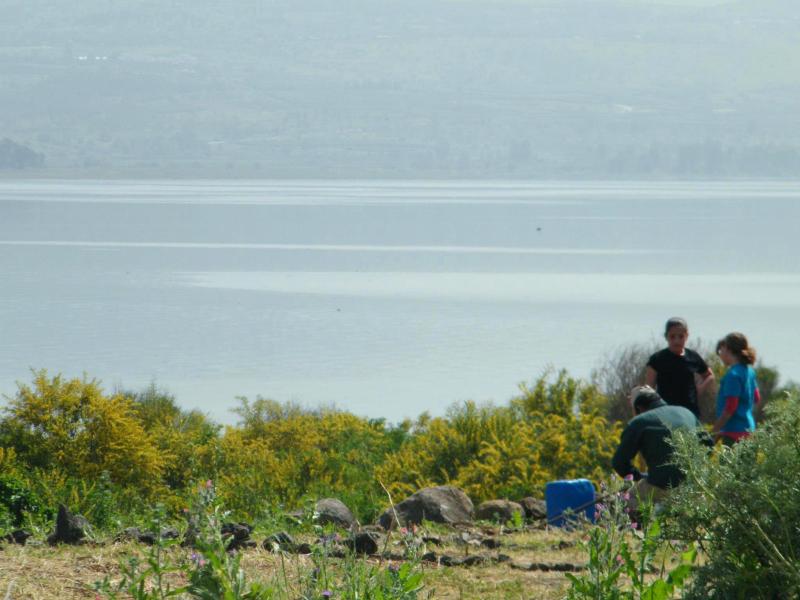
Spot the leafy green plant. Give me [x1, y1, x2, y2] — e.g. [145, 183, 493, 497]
[94, 504, 187, 600]
[0, 471, 42, 528]
[667, 391, 800, 599]
[185, 481, 275, 600]
[337, 558, 424, 600]
[75, 470, 118, 530]
[300, 544, 426, 600]
[565, 477, 695, 600]
[96, 482, 276, 600]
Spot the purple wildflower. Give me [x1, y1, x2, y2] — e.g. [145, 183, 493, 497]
[191, 552, 207, 568]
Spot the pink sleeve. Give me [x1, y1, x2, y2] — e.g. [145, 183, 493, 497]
[755, 388, 762, 405]
[724, 396, 739, 415]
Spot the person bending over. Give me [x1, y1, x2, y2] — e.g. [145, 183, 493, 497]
[613, 385, 712, 512]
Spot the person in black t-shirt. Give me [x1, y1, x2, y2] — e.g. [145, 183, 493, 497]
[645, 317, 714, 418]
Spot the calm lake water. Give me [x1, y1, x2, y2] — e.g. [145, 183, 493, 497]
[1, 180, 798, 423]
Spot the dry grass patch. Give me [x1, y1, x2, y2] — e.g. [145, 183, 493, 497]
[0, 526, 586, 599]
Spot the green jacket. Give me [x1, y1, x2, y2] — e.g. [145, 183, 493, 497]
[612, 404, 710, 489]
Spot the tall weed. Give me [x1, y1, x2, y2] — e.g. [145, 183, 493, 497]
[565, 477, 695, 600]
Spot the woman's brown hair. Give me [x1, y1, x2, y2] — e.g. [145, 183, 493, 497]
[718, 332, 757, 365]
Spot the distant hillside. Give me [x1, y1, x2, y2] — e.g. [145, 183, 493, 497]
[2, 0, 799, 177]
[0, 138, 44, 169]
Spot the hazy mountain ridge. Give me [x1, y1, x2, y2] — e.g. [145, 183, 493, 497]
[2, 0, 798, 177]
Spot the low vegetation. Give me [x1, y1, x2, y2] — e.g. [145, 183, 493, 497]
[0, 367, 621, 528]
[1, 343, 798, 598]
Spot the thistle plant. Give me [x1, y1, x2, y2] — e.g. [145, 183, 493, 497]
[185, 480, 275, 600]
[565, 476, 695, 600]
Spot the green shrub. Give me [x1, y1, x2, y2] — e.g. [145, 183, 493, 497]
[667, 391, 800, 598]
[128, 384, 221, 493]
[0, 471, 42, 528]
[591, 340, 661, 423]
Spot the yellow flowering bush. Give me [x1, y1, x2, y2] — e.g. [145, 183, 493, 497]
[0, 370, 164, 492]
[0, 369, 621, 526]
[377, 370, 621, 503]
[215, 398, 399, 518]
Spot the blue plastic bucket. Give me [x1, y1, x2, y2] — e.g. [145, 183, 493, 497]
[545, 479, 596, 526]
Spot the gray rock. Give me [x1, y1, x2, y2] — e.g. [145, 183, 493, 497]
[115, 527, 143, 543]
[315, 498, 356, 528]
[461, 554, 490, 567]
[510, 561, 585, 572]
[222, 522, 254, 551]
[295, 542, 313, 554]
[420, 551, 438, 563]
[381, 552, 406, 561]
[222, 522, 252, 538]
[378, 486, 474, 530]
[137, 528, 179, 545]
[263, 531, 295, 552]
[47, 504, 91, 545]
[475, 500, 524, 523]
[346, 531, 383, 555]
[159, 527, 180, 540]
[518, 497, 547, 520]
[3, 529, 31, 545]
[137, 531, 158, 545]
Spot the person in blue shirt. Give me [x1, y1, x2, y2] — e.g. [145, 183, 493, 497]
[713, 332, 760, 445]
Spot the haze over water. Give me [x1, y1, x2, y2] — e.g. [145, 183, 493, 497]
[1, 179, 798, 423]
